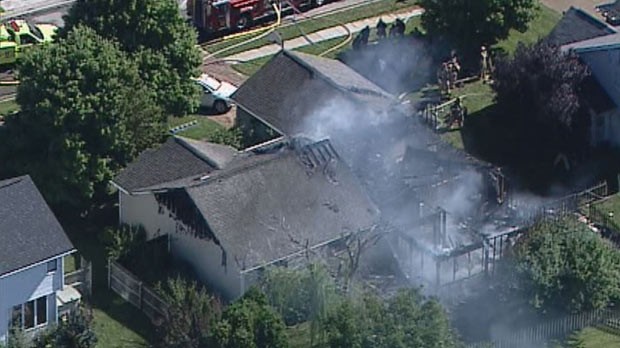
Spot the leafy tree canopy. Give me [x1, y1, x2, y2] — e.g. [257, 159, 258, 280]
[510, 219, 620, 313]
[322, 288, 458, 348]
[156, 277, 222, 348]
[419, 0, 537, 52]
[1, 26, 165, 212]
[493, 42, 589, 132]
[209, 287, 289, 348]
[62, 0, 201, 116]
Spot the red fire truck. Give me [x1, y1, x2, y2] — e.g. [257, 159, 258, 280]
[187, 0, 325, 35]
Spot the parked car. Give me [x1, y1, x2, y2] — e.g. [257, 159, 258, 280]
[192, 73, 237, 114]
[0, 20, 57, 65]
[607, 9, 620, 25]
[596, 1, 617, 16]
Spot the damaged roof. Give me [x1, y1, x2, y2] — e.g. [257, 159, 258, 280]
[0, 175, 74, 276]
[546, 7, 616, 46]
[232, 50, 396, 136]
[113, 136, 238, 193]
[183, 139, 379, 271]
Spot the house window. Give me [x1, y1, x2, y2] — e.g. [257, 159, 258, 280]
[36, 297, 47, 325]
[9, 296, 48, 330]
[47, 259, 57, 273]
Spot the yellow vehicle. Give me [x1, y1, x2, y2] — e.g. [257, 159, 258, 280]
[0, 20, 57, 65]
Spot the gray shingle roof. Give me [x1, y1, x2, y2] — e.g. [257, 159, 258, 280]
[561, 31, 620, 52]
[0, 175, 74, 276]
[113, 136, 238, 193]
[546, 7, 616, 46]
[232, 50, 396, 136]
[184, 139, 378, 271]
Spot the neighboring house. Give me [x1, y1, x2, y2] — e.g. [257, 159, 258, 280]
[0, 175, 76, 344]
[545, 7, 620, 148]
[112, 136, 378, 300]
[231, 50, 399, 148]
[546, 7, 616, 47]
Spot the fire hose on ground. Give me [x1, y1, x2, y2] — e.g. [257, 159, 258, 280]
[203, 3, 282, 60]
[284, 0, 351, 57]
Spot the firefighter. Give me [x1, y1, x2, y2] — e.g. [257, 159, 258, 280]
[376, 19, 387, 40]
[445, 51, 459, 89]
[480, 45, 493, 83]
[448, 97, 465, 128]
[360, 25, 370, 47]
[437, 63, 450, 96]
[395, 18, 405, 37]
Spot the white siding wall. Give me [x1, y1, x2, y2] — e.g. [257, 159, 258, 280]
[120, 193, 177, 240]
[581, 49, 620, 107]
[121, 192, 242, 300]
[0, 257, 63, 344]
[170, 233, 242, 300]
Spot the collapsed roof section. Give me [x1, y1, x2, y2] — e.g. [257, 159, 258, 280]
[115, 136, 379, 271]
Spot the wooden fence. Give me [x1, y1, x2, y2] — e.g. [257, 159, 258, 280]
[107, 259, 170, 325]
[64, 256, 92, 296]
[466, 307, 620, 348]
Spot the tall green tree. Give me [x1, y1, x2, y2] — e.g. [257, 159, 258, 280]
[1, 26, 165, 212]
[62, 0, 201, 116]
[322, 289, 458, 348]
[419, 0, 537, 53]
[209, 287, 288, 348]
[509, 219, 620, 313]
[156, 277, 222, 348]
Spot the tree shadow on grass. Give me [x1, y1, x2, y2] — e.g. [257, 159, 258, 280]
[459, 104, 563, 193]
[63, 210, 156, 347]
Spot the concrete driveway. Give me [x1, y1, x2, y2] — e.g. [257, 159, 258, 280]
[541, 0, 609, 17]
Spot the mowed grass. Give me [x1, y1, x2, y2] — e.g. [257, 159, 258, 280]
[0, 99, 19, 116]
[495, 4, 562, 55]
[567, 327, 620, 347]
[232, 16, 422, 76]
[204, 0, 418, 57]
[65, 222, 154, 347]
[591, 194, 620, 227]
[168, 114, 233, 141]
[438, 4, 560, 150]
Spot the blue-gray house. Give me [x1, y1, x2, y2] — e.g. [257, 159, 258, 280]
[0, 175, 75, 344]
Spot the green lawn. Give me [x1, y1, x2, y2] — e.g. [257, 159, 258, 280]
[495, 4, 562, 55]
[431, 4, 560, 150]
[232, 16, 422, 76]
[63, 254, 77, 274]
[590, 194, 620, 228]
[205, 0, 418, 57]
[168, 114, 238, 146]
[567, 327, 620, 348]
[65, 220, 154, 347]
[0, 100, 19, 116]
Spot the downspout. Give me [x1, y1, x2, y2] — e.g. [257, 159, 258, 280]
[240, 272, 245, 296]
[118, 190, 122, 226]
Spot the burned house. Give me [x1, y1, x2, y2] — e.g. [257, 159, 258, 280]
[112, 135, 379, 300]
[231, 49, 517, 297]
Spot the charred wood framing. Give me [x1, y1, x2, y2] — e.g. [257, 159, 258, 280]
[154, 190, 217, 242]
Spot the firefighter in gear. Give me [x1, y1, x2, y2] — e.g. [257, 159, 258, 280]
[446, 97, 465, 129]
[376, 19, 387, 40]
[480, 46, 493, 83]
[449, 50, 460, 87]
[352, 26, 370, 50]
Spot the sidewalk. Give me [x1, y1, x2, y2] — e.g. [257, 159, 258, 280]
[226, 7, 424, 62]
[0, 0, 74, 17]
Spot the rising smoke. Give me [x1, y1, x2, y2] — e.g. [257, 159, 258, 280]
[290, 36, 564, 346]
